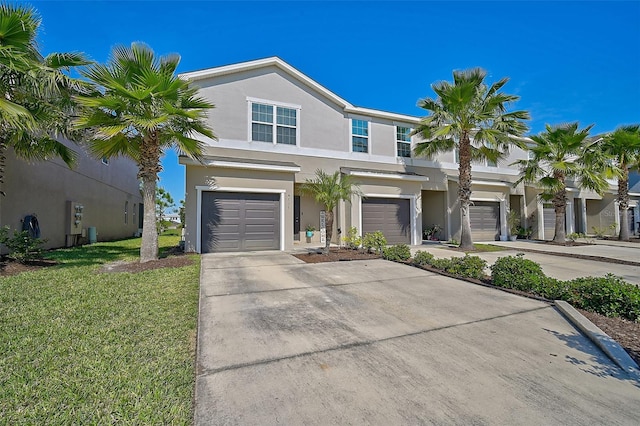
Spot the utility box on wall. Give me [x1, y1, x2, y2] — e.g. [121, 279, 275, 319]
[67, 201, 84, 235]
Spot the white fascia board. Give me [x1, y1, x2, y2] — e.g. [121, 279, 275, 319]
[180, 156, 300, 173]
[345, 106, 421, 124]
[629, 192, 640, 197]
[346, 170, 429, 182]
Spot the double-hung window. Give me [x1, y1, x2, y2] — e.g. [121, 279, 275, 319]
[250, 100, 298, 145]
[396, 126, 412, 157]
[351, 119, 369, 153]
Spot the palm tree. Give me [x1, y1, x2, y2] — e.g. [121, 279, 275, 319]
[413, 68, 529, 250]
[0, 3, 89, 196]
[300, 169, 362, 254]
[75, 43, 215, 262]
[513, 123, 614, 243]
[600, 124, 640, 241]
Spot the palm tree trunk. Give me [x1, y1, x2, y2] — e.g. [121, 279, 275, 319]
[0, 140, 6, 197]
[140, 177, 159, 262]
[139, 133, 161, 262]
[458, 133, 474, 250]
[324, 209, 334, 254]
[618, 166, 630, 241]
[552, 185, 567, 243]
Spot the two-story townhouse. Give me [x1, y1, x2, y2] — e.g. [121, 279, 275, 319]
[1, 139, 143, 250]
[179, 57, 632, 253]
[178, 57, 532, 253]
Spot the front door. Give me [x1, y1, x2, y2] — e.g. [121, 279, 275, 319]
[294, 196, 300, 241]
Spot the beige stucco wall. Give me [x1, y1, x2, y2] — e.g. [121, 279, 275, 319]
[586, 194, 617, 236]
[1, 145, 142, 250]
[422, 191, 447, 240]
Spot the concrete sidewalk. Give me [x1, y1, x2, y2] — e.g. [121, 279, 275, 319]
[195, 252, 640, 425]
[411, 241, 640, 285]
[489, 239, 640, 263]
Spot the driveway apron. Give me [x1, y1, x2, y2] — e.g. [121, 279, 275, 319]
[195, 252, 640, 425]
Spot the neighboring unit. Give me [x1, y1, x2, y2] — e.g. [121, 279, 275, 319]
[179, 57, 631, 253]
[0, 141, 143, 250]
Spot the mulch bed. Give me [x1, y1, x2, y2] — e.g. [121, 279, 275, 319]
[293, 248, 380, 263]
[99, 255, 194, 273]
[0, 258, 58, 277]
[578, 309, 640, 366]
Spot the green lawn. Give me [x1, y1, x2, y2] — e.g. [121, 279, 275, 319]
[445, 243, 507, 253]
[0, 236, 200, 425]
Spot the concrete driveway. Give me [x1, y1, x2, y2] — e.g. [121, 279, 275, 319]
[195, 252, 640, 425]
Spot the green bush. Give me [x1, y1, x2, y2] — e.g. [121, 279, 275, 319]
[490, 254, 546, 291]
[444, 255, 487, 280]
[342, 226, 362, 249]
[567, 275, 640, 321]
[382, 244, 411, 261]
[0, 226, 47, 263]
[362, 231, 386, 254]
[412, 250, 435, 266]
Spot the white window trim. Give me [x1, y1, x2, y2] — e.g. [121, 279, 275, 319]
[195, 185, 286, 253]
[395, 125, 412, 158]
[246, 97, 301, 146]
[350, 117, 371, 154]
[358, 193, 419, 245]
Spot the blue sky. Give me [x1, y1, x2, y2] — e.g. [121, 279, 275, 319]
[27, 0, 640, 205]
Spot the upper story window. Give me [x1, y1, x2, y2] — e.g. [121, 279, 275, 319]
[396, 126, 412, 158]
[351, 119, 369, 153]
[249, 99, 299, 145]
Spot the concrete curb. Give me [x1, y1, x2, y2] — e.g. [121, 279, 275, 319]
[555, 300, 640, 380]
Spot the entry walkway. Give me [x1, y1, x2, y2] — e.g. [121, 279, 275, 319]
[195, 252, 639, 425]
[489, 239, 640, 263]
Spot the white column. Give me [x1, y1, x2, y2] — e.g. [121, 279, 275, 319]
[565, 199, 575, 235]
[581, 198, 588, 235]
[614, 201, 620, 234]
[537, 199, 545, 240]
[499, 199, 508, 241]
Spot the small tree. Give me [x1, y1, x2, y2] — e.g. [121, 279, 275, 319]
[300, 169, 362, 254]
[155, 187, 175, 234]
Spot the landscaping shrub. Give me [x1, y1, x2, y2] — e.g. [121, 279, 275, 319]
[444, 255, 487, 280]
[342, 226, 362, 249]
[411, 250, 435, 266]
[382, 244, 411, 261]
[567, 275, 640, 321]
[362, 231, 386, 254]
[491, 254, 545, 291]
[0, 226, 46, 263]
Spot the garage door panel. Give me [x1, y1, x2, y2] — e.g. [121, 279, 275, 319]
[469, 202, 500, 241]
[202, 192, 280, 253]
[362, 198, 411, 245]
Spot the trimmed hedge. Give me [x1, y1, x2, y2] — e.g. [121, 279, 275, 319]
[382, 244, 411, 261]
[491, 254, 640, 322]
[411, 250, 487, 280]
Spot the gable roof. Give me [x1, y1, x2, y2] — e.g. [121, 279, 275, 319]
[179, 56, 420, 124]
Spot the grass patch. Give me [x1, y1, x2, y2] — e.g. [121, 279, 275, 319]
[0, 236, 199, 425]
[445, 243, 506, 253]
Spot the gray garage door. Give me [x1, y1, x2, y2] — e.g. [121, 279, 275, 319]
[362, 198, 411, 244]
[201, 192, 280, 253]
[543, 204, 556, 240]
[469, 201, 500, 241]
